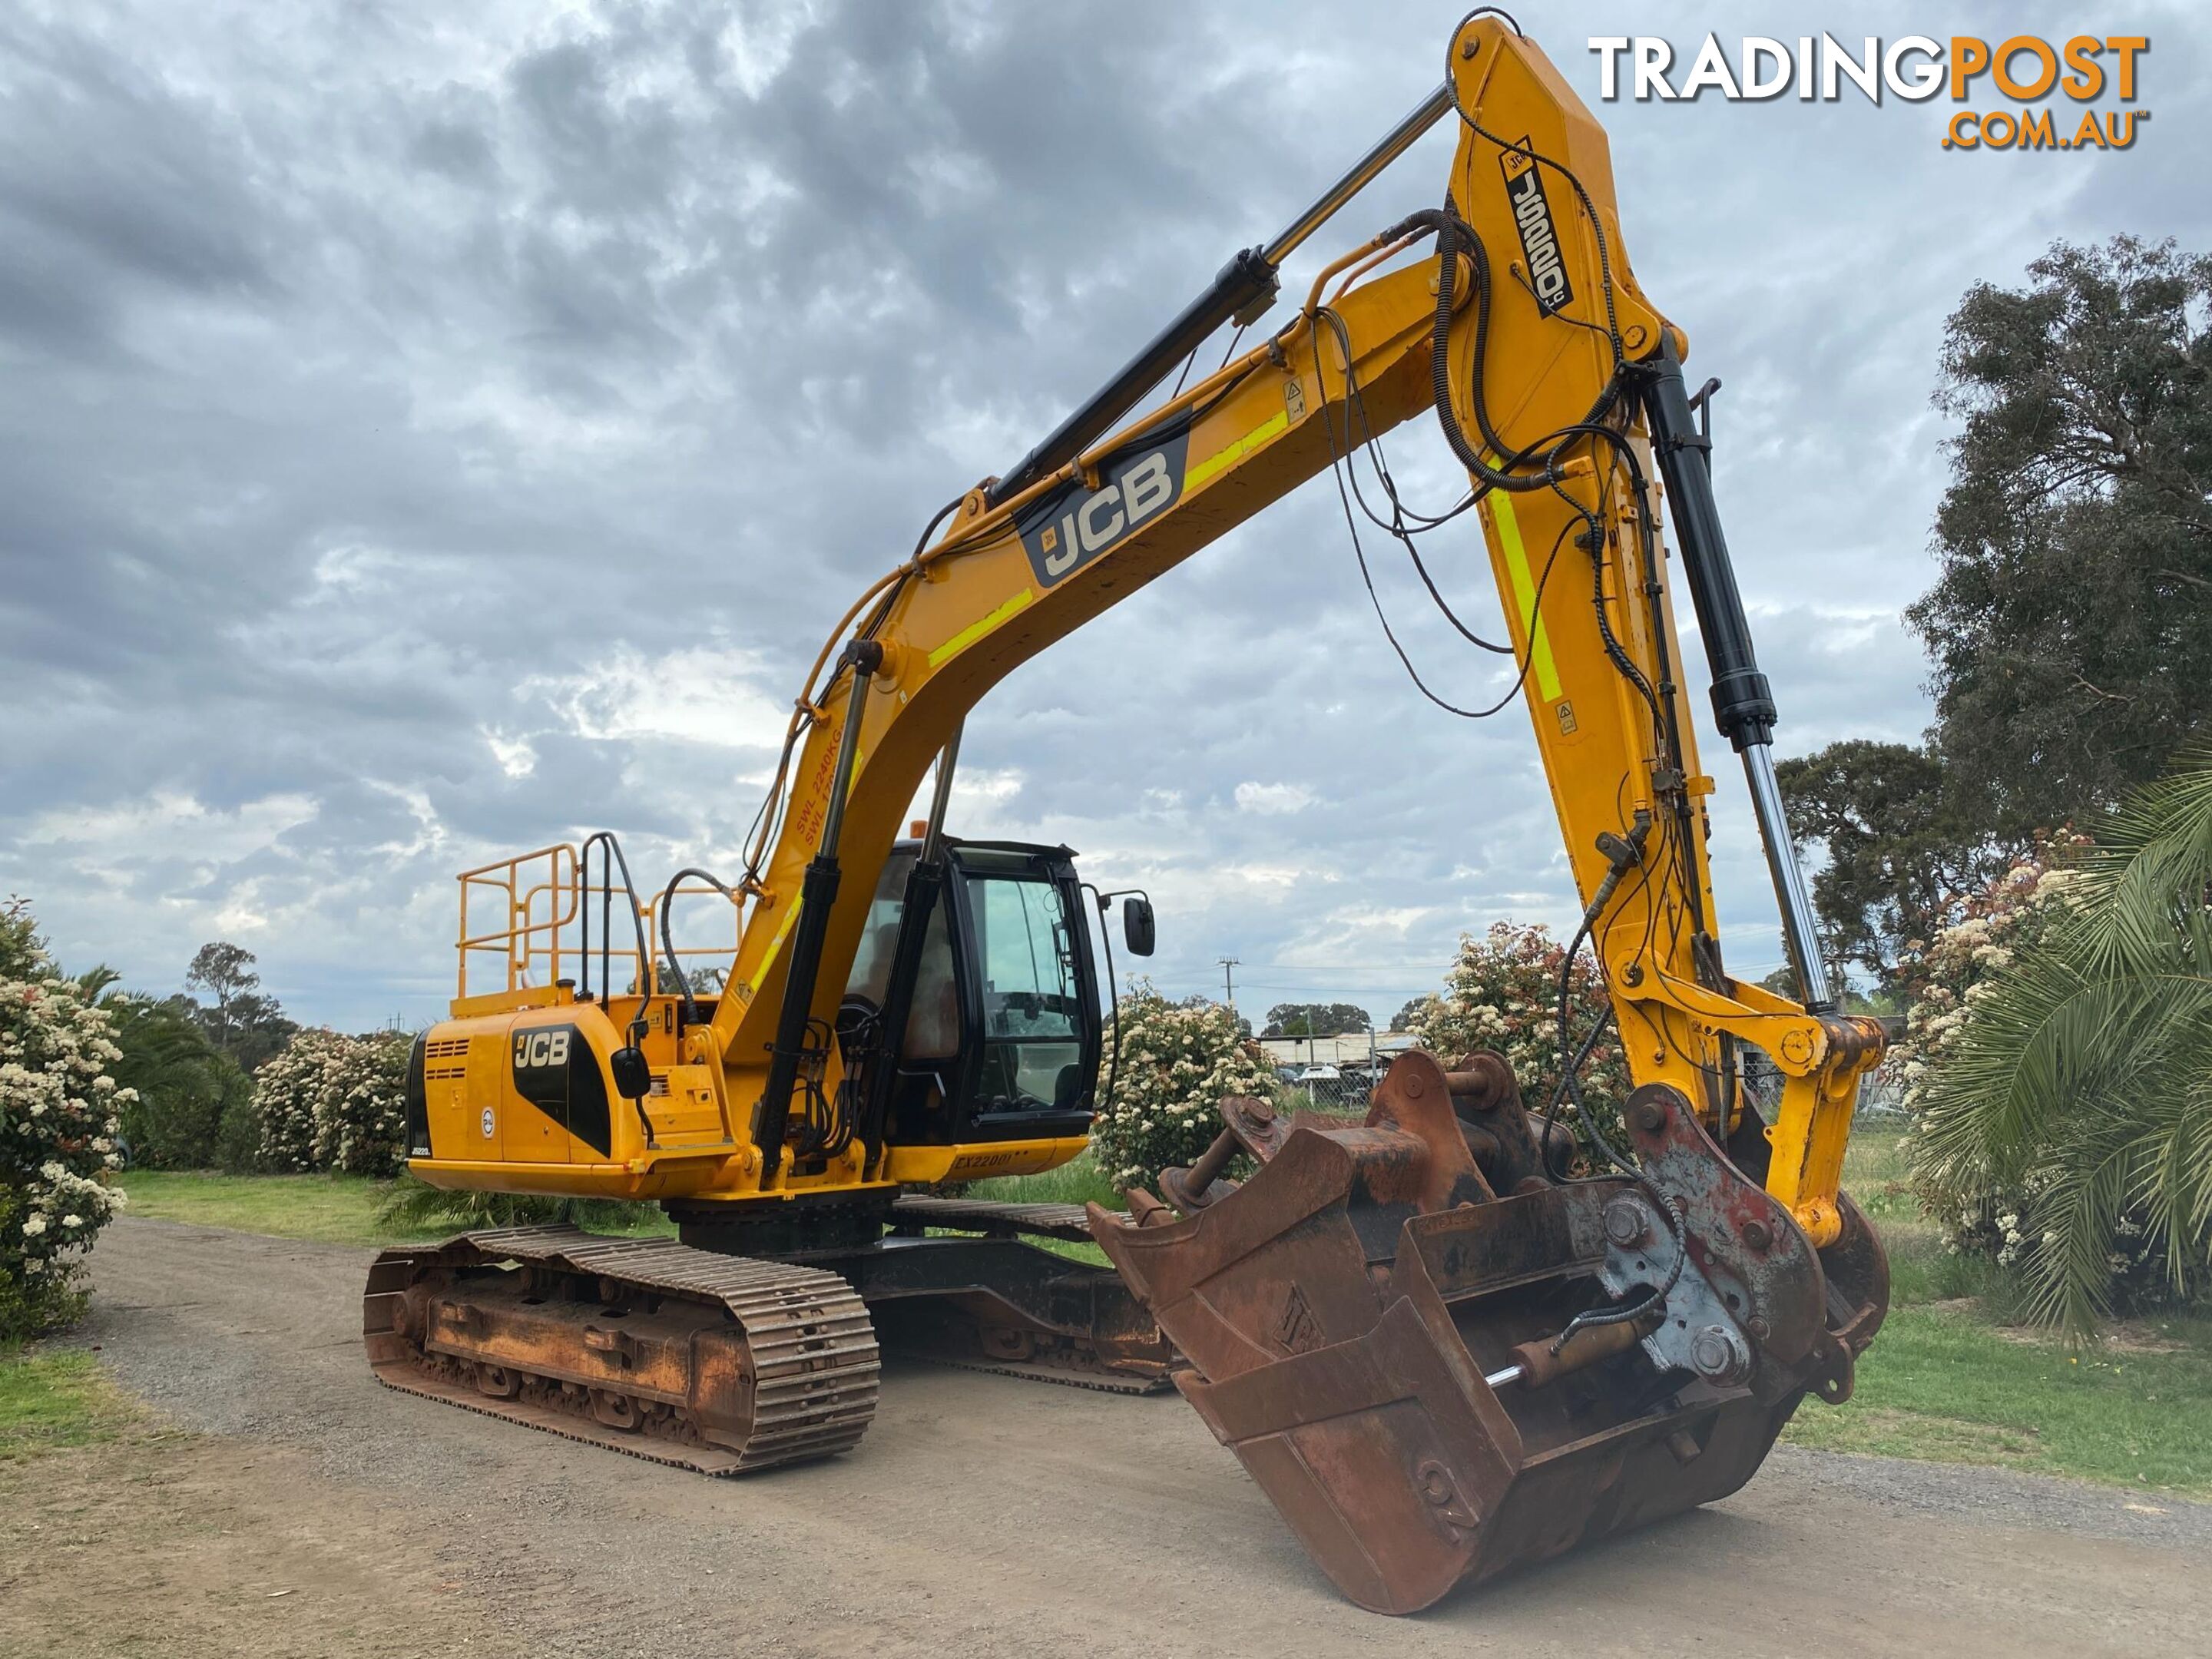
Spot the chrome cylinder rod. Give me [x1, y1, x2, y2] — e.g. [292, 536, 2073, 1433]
[918, 721, 962, 865]
[1742, 741, 1833, 1009]
[1261, 81, 1455, 267]
[987, 81, 1453, 505]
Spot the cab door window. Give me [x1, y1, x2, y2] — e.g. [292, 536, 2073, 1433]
[966, 875, 1084, 1111]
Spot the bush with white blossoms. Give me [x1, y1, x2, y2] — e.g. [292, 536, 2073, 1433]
[1893, 833, 2177, 1309]
[1092, 980, 1275, 1194]
[1892, 837, 2080, 1261]
[0, 899, 128, 1339]
[252, 1028, 330, 1171]
[1410, 920, 1629, 1154]
[1888, 833, 2091, 1113]
[253, 1028, 412, 1177]
[316, 1031, 410, 1175]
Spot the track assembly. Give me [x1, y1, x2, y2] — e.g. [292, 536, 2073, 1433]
[364, 1227, 881, 1475]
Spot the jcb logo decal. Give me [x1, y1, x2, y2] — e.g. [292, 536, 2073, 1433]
[505, 1018, 611, 1157]
[1500, 140, 1574, 317]
[1016, 429, 1190, 588]
[512, 1028, 571, 1070]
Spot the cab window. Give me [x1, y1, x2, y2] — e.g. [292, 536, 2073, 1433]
[966, 875, 1084, 1111]
[843, 849, 959, 1060]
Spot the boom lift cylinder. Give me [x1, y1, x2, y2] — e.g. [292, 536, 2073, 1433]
[856, 724, 962, 1176]
[986, 81, 1455, 506]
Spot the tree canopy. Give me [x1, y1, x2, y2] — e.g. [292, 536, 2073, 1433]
[1777, 739, 1998, 989]
[1261, 1002, 1372, 1038]
[184, 941, 296, 1071]
[1909, 753, 2212, 1333]
[1908, 236, 2212, 838]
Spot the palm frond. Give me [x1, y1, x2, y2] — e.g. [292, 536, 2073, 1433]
[1910, 750, 2212, 1336]
[2070, 747, 2212, 978]
[375, 1173, 657, 1235]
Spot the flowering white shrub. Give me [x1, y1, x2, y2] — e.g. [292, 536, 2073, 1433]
[253, 1028, 411, 1177]
[1888, 833, 2183, 1304]
[315, 1031, 410, 1175]
[1412, 920, 1628, 1149]
[252, 1028, 331, 1171]
[0, 899, 127, 1337]
[1092, 981, 1274, 1193]
[1889, 833, 2090, 1112]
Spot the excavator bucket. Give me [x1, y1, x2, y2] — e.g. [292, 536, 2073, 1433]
[1089, 1051, 1887, 1614]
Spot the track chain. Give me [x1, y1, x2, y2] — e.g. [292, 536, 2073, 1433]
[889, 1194, 1106, 1243]
[909, 1350, 1174, 1395]
[366, 1225, 879, 1475]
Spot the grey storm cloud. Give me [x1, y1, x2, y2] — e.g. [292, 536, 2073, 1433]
[2, 0, 2207, 1028]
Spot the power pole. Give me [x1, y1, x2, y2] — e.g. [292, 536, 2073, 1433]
[1217, 957, 1240, 1018]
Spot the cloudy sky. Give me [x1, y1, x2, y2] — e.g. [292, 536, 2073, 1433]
[3, 1, 2206, 1033]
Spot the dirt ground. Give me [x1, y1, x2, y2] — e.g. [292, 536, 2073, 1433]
[14, 1216, 2212, 1659]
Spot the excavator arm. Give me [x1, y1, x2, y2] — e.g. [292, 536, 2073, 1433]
[707, 14, 1880, 1244]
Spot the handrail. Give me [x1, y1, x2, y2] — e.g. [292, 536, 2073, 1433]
[456, 844, 579, 998]
[452, 840, 743, 1015]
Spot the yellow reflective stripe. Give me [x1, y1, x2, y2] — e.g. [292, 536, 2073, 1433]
[752, 895, 802, 984]
[928, 587, 1035, 669]
[1187, 409, 1290, 492]
[1490, 492, 1561, 701]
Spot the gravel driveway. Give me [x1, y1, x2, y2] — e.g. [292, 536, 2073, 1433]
[36, 1215, 2212, 1658]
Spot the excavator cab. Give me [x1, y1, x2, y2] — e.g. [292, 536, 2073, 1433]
[840, 838, 1104, 1145]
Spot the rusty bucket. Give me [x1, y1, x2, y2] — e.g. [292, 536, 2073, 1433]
[1089, 1051, 1886, 1614]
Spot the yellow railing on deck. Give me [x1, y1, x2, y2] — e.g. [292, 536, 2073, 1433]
[458, 844, 580, 999]
[455, 845, 743, 1007]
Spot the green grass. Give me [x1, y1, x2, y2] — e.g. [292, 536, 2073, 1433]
[1780, 1125, 2212, 1496]
[112, 1160, 1114, 1253]
[114, 1170, 674, 1246]
[966, 1151, 1121, 1210]
[115, 1171, 444, 1246]
[1781, 1303, 2212, 1492]
[0, 1349, 138, 1461]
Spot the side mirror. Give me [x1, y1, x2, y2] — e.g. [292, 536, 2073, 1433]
[1122, 896, 1156, 957]
[609, 1045, 652, 1101]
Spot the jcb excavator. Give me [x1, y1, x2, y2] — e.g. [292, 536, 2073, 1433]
[365, 12, 1889, 1612]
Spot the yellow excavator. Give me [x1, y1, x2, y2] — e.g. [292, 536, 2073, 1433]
[364, 12, 1889, 1612]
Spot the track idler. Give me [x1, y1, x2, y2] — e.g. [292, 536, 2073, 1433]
[1088, 1051, 1888, 1613]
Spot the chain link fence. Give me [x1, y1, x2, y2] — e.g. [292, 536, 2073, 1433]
[1740, 1042, 1908, 1125]
[1271, 1065, 1377, 1116]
